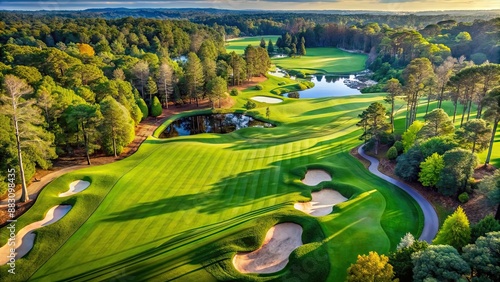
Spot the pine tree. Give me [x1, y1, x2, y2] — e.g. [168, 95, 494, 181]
[298, 37, 306, 56]
[433, 206, 471, 250]
[99, 96, 135, 157]
[157, 62, 174, 109]
[267, 39, 274, 54]
[365, 102, 390, 154]
[185, 52, 204, 106]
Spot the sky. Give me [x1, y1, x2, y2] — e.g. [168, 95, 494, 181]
[0, 0, 499, 12]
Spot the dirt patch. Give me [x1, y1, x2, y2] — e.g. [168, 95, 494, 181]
[0, 205, 72, 265]
[302, 170, 332, 186]
[294, 189, 347, 216]
[233, 223, 303, 274]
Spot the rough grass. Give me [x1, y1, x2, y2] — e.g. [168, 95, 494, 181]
[272, 48, 367, 75]
[1, 83, 423, 282]
[225, 36, 280, 55]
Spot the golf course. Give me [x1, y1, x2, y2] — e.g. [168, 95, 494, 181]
[0, 72, 425, 281]
[1, 36, 498, 282]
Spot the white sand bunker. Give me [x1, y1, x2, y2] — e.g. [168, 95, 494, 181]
[251, 96, 283, 104]
[302, 169, 332, 186]
[233, 223, 303, 274]
[294, 189, 347, 216]
[0, 205, 72, 265]
[59, 180, 90, 197]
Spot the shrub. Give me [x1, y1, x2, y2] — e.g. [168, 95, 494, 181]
[288, 91, 300, 98]
[254, 85, 263, 90]
[271, 89, 284, 95]
[458, 192, 469, 203]
[394, 141, 404, 154]
[230, 89, 239, 96]
[302, 81, 314, 88]
[386, 146, 398, 160]
[136, 98, 148, 119]
[278, 81, 286, 86]
[150, 96, 162, 117]
[245, 100, 256, 109]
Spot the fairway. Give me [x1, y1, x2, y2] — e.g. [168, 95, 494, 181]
[1, 81, 423, 282]
[225, 35, 280, 54]
[272, 47, 367, 74]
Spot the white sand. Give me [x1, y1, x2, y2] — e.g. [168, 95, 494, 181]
[251, 96, 283, 104]
[301, 169, 332, 186]
[0, 205, 72, 265]
[294, 189, 347, 216]
[233, 223, 303, 273]
[59, 180, 90, 197]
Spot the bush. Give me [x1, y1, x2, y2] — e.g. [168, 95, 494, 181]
[278, 81, 286, 86]
[136, 98, 148, 119]
[245, 100, 256, 110]
[230, 89, 239, 96]
[297, 83, 308, 90]
[302, 81, 314, 88]
[271, 89, 284, 95]
[288, 91, 300, 99]
[458, 192, 469, 203]
[254, 85, 263, 90]
[150, 96, 162, 117]
[386, 146, 398, 160]
[394, 141, 404, 154]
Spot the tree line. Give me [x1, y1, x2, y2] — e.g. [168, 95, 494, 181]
[0, 15, 271, 199]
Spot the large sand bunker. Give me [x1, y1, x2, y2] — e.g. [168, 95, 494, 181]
[251, 96, 283, 104]
[0, 205, 72, 265]
[59, 180, 90, 197]
[294, 189, 347, 216]
[301, 169, 332, 186]
[233, 223, 303, 273]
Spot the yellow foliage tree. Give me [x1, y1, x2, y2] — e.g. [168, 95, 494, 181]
[77, 43, 95, 56]
[347, 251, 396, 282]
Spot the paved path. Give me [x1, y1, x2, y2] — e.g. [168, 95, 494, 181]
[358, 145, 439, 243]
[0, 165, 87, 207]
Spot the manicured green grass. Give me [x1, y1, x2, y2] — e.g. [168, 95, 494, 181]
[225, 35, 280, 54]
[1, 83, 423, 282]
[272, 48, 367, 75]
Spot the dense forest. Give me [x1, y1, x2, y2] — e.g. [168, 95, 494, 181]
[0, 14, 271, 196]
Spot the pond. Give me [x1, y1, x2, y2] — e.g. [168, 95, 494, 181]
[290, 75, 362, 98]
[159, 113, 274, 138]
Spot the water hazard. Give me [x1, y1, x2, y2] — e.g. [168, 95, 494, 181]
[292, 75, 362, 98]
[159, 113, 274, 138]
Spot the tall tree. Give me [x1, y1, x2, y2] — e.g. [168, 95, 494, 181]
[1, 75, 56, 202]
[418, 108, 454, 139]
[437, 148, 478, 196]
[402, 58, 435, 129]
[435, 56, 458, 108]
[364, 102, 390, 154]
[479, 171, 500, 220]
[146, 77, 158, 107]
[389, 238, 428, 282]
[384, 78, 402, 133]
[456, 119, 491, 154]
[157, 62, 174, 109]
[65, 103, 102, 165]
[412, 245, 470, 282]
[298, 37, 306, 56]
[99, 96, 135, 157]
[433, 206, 471, 249]
[131, 60, 150, 98]
[475, 64, 500, 119]
[462, 231, 500, 282]
[483, 87, 500, 165]
[259, 38, 266, 49]
[206, 76, 227, 108]
[185, 52, 205, 106]
[347, 251, 395, 282]
[267, 39, 274, 54]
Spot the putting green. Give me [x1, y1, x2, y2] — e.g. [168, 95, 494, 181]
[272, 48, 367, 74]
[1, 83, 424, 281]
[225, 35, 280, 54]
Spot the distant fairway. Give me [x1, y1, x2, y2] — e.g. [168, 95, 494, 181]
[0, 75, 424, 282]
[225, 35, 280, 54]
[272, 47, 367, 74]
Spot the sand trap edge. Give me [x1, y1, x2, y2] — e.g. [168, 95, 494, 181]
[301, 169, 332, 186]
[0, 205, 72, 265]
[294, 189, 348, 216]
[59, 180, 90, 197]
[232, 222, 303, 274]
[251, 96, 283, 104]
